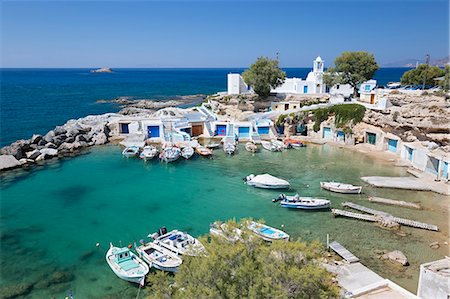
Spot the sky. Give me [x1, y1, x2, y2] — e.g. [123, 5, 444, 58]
[1, 0, 448, 68]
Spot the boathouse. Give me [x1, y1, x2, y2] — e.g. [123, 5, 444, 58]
[253, 119, 274, 139]
[141, 120, 164, 141]
[417, 257, 450, 299]
[234, 121, 253, 139]
[322, 126, 333, 140]
[118, 118, 141, 135]
[383, 134, 400, 154]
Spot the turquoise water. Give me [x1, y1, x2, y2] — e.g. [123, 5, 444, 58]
[0, 68, 410, 146]
[1, 144, 447, 297]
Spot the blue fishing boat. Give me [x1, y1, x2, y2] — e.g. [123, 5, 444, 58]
[273, 194, 330, 210]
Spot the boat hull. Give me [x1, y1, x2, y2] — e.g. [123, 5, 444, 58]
[320, 182, 362, 194]
[280, 202, 330, 209]
[247, 182, 290, 189]
[106, 246, 148, 285]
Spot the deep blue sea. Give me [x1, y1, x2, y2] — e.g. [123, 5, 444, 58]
[0, 68, 410, 146]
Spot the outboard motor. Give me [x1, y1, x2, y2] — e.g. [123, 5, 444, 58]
[272, 194, 284, 203]
[158, 226, 167, 236]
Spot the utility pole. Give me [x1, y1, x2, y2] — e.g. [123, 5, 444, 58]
[276, 52, 279, 62]
[422, 54, 430, 90]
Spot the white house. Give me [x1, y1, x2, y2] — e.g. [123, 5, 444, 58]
[227, 56, 326, 95]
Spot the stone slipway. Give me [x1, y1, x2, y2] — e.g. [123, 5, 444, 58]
[361, 176, 450, 196]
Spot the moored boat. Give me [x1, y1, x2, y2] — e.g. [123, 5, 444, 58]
[244, 174, 290, 189]
[160, 146, 181, 163]
[247, 221, 289, 242]
[273, 194, 330, 210]
[135, 241, 182, 273]
[245, 141, 258, 153]
[105, 243, 149, 285]
[122, 146, 140, 158]
[283, 138, 306, 148]
[150, 227, 205, 256]
[261, 140, 283, 152]
[181, 146, 194, 159]
[140, 145, 158, 160]
[320, 181, 362, 194]
[195, 145, 212, 157]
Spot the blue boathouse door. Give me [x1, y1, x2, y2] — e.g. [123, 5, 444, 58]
[257, 126, 270, 135]
[238, 127, 250, 138]
[147, 126, 160, 138]
[323, 127, 332, 139]
[120, 123, 129, 134]
[216, 125, 227, 136]
[388, 139, 398, 153]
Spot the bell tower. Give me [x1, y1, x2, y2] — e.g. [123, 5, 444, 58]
[313, 56, 324, 93]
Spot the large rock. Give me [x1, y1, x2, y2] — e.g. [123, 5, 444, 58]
[26, 150, 41, 160]
[75, 135, 87, 143]
[45, 142, 57, 149]
[92, 133, 108, 145]
[44, 130, 55, 143]
[40, 148, 58, 158]
[31, 134, 43, 144]
[53, 126, 67, 136]
[381, 250, 409, 266]
[0, 139, 31, 160]
[0, 155, 21, 170]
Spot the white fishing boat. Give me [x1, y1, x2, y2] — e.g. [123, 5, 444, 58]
[273, 194, 330, 210]
[272, 140, 287, 150]
[140, 145, 158, 160]
[105, 243, 149, 286]
[244, 174, 290, 189]
[160, 146, 181, 163]
[247, 221, 289, 242]
[205, 142, 221, 149]
[181, 146, 194, 159]
[150, 227, 205, 256]
[320, 181, 362, 194]
[122, 146, 139, 158]
[223, 136, 236, 155]
[245, 142, 258, 153]
[209, 222, 242, 243]
[136, 241, 182, 273]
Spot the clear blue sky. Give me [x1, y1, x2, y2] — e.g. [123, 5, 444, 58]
[1, 0, 448, 68]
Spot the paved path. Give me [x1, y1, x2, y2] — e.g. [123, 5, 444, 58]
[361, 176, 450, 196]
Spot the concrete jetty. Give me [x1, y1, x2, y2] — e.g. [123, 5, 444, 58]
[328, 241, 359, 263]
[368, 196, 421, 209]
[361, 176, 450, 196]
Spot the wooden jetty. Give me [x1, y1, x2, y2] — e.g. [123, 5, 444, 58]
[368, 196, 421, 209]
[328, 241, 359, 263]
[336, 202, 439, 232]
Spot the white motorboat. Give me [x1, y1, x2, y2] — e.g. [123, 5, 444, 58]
[272, 140, 287, 150]
[209, 222, 242, 243]
[247, 221, 289, 242]
[181, 146, 194, 159]
[320, 181, 362, 194]
[244, 174, 290, 189]
[136, 241, 182, 273]
[150, 227, 205, 256]
[245, 142, 258, 153]
[205, 142, 221, 149]
[140, 145, 158, 160]
[160, 146, 181, 163]
[122, 146, 139, 158]
[273, 194, 330, 210]
[223, 143, 236, 155]
[261, 140, 283, 152]
[105, 243, 149, 285]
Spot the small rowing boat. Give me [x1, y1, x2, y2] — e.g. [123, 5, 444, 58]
[140, 145, 158, 160]
[195, 145, 212, 157]
[181, 146, 194, 159]
[150, 227, 206, 256]
[245, 142, 258, 153]
[160, 146, 181, 163]
[320, 181, 362, 194]
[122, 146, 139, 158]
[136, 242, 182, 273]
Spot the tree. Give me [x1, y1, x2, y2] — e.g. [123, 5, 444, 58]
[146, 219, 339, 299]
[439, 65, 450, 91]
[400, 64, 445, 87]
[242, 57, 286, 98]
[324, 51, 379, 98]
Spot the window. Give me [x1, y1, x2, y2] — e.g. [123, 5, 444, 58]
[119, 254, 123, 258]
[336, 85, 340, 90]
[365, 85, 370, 91]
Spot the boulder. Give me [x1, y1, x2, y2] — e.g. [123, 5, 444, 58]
[40, 148, 58, 158]
[64, 136, 75, 144]
[35, 154, 46, 162]
[66, 128, 79, 137]
[31, 134, 43, 144]
[0, 282, 34, 299]
[75, 135, 87, 143]
[0, 155, 21, 170]
[381, 250, 409, 266]
[0, 139, 31, 160]
[26, 150, 41, 160]
[53, 126, 67, 136]
[45, 142, 57, 149]
[92, 133, 108, 145]
[37, 138, 47, 146]
[44, 130, 55, 142]
[429, 241, 440, 249]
